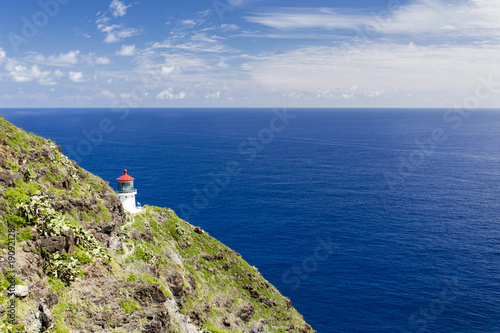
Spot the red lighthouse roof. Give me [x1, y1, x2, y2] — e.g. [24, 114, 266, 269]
[117, 169, 135, 181]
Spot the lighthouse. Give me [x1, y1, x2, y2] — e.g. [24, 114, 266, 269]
[117, 169, 139, 214]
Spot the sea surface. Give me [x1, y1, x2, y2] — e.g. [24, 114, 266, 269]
[2, 108, 500, 333]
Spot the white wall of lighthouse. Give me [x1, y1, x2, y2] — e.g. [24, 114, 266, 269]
[119, 190, 138, 213]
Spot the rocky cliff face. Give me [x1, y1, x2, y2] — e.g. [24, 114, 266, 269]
[0, 116, 315, 333]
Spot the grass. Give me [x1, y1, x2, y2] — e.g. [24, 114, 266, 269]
[51, 302, 71, 333]
[15, 227, 32, 242]
[126, 274, 138, 282]
[204, 326, 232, 333]
[48, 277, 66, 297]
[119, 300, 142, 314]
[73, 247, 94, 265]
[5, 161, 19, 172]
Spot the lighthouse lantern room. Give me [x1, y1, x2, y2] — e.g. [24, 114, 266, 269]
[117, 169, 139, 214]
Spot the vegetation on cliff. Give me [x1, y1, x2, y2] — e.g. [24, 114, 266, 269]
[0, 116, 314, 333]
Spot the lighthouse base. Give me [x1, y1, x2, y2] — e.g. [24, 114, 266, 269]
[118, 192, 142, 214]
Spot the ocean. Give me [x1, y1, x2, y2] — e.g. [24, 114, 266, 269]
[2, 108, 500, 332]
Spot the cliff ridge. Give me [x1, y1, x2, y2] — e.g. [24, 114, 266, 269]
[0, 116, 314, 333]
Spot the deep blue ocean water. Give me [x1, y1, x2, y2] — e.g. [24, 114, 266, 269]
[2, 108, 500, 333]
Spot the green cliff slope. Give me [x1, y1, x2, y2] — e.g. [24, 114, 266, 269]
[0, 116, 315, 333]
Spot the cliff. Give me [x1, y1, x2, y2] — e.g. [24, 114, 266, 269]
[0, 116, 315, 333]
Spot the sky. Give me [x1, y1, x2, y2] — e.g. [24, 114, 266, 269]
[1, 0, 500, 108]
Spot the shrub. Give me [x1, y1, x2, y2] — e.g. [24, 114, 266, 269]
[73, 247, 94, 265]
[6, 214, 27, 228]
[16, 192, 109, 286]
[204, 326, 231, 333]
[5, 161, 18, 172]
[47, 277, 65, 296]
[126, 274, 138, 282]
[119, 300, 142, 314]
[16, 227, 32, 242]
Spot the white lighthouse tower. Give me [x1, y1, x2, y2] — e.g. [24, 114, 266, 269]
[117, 169, 140, 214]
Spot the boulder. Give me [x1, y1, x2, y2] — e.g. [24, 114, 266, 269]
[134, 284, 168, 304]
[41, 229, 75, 254]
[0, 170, 22, 187]
[14, 285, 29, 298]
[167, 272, 184, 298]
[39, 303, 54, 329]
[236, 302, 254, 323]
[187, 308, 204, 326]
[259, 297, 277, 308]
[32, 287, 58, 309]
[25, 313, 42, 333]
[61, 177, 72, 190]
[130, 228, 153, 242]
[142, 309, 170, 333]
[41, 236, 65, 253]
[242, 284, 260, 299]
[107, 235, 122, 252]
[61, 229, 75, 253]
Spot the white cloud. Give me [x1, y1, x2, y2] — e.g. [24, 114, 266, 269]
[160, 66, 175, 75]
[110, 0, 131, 18]
[98, 22, 141, 43]
[341, 85, 359, 99]
[94, 0, 138, 44]
[73, 27, 91, 39]
[181, 19, 198, 28]
[241, 42, 500, 101]
[156, 88, 187, 99]
[217, 58, 230, 68]
[0, 48, 6, 60]
[244, 1, 500, 40]
[220, 24, 240, 31]
[368, 0, 500, 37]
[96, 6, 141, 44]
[245, 8, 367, 30]
[116, 44, 137, 56]
[52, 50, 80, 63]
[1, 91, 49, 101]
[364, 87, 397, 99]
[27, 51, 110, 67]
[282, 91, 307, 100]
[205, 91, 221, 99]
[315, 88, 337, 99]
[232, 0, 500, 106]
[31, 50, 80, 66]
[5, 60, 56, 85]
[176, 91, 187, 99]
[81, 53, 111, 66]
[135, 48, 213, 75]
[68, 71, 85, 83]
[95, 56, 111, 64]
[182, 19, 196, 25]
[99, 90, 116, 99]
[153, 33, 232, 53]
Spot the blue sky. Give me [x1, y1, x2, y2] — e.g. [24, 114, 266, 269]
[1, 0, 500, 108]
